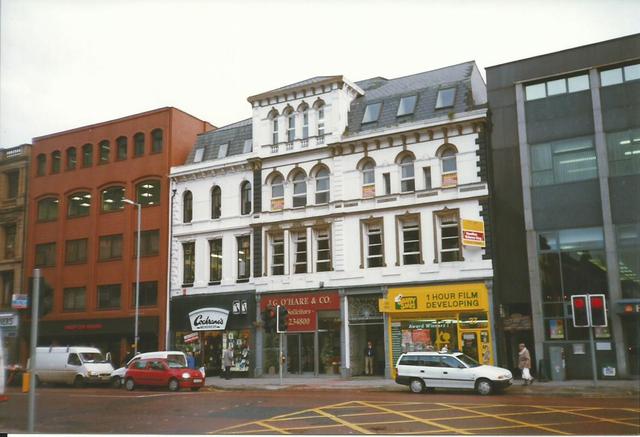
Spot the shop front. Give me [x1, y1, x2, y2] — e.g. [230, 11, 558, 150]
[260, 290, 341, 376]
[380, 282, 495, 377]
[170, 292, 255, 377]
[32, 316, 159, 367]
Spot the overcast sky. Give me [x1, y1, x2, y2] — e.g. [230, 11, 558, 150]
[1, 0, 638, 147]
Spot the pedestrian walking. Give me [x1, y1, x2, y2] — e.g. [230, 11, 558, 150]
[223, 345, 234, 380]
[364, 340, 375, 376]
[518, 343, 534, 385]
[187, 351, 196, 369]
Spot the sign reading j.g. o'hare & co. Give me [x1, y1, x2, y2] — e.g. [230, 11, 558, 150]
[380, 283, 489, 313]
[188, 307, 229, 331]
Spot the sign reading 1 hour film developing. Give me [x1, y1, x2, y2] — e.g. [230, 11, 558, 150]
[379, 283, 489, 313]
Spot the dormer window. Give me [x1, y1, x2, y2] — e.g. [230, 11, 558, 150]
[397, 96, 417, 116]
[362, 103, 382, 124]
[217, 143, 229, 159]
[435, 88, 456, 109]
[193, 148, 204, 163]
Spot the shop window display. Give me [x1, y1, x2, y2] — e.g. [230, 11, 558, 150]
[174, 329, 251, 376]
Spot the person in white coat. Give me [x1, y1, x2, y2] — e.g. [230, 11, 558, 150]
[518, 343, 534, 385]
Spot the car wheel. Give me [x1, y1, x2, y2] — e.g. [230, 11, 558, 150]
[125, 378, 135, 391]
[111, 376, 122, 388]
[190, 387, 200, 392]
[73, 375, 86, 388]
[476, 378, 493, 395]
[409, 378, 425, 393]
[168, 378, 179, 392]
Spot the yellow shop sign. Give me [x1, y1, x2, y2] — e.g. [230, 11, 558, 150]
[383, 283, 489, 313]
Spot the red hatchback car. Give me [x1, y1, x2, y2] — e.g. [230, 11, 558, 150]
[124, 358, 204, 392]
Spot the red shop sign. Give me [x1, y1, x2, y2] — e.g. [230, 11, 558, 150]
[260, 291, 340, 332]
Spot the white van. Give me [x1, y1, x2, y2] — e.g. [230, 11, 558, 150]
[34, 346, 114, 387]
[110, 351, 187, 387]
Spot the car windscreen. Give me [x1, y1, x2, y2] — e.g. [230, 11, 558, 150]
[167, 360, 187, 369]
[456, 353, 480, 368]
[167, 354, 187, 367]
[80, 352, 108, 363]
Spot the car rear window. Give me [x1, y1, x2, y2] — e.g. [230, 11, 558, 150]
[133, 360, 146, 369]
[399, 355, 420, 366]
[167, 354, 187, 367]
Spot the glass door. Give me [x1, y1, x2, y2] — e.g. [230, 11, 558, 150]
[286, 333, 316, 375]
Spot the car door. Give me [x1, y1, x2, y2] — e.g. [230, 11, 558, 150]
[148, 360, 168, 387]
[438, 356, 475, 389]
[129, 360, 148, 385]
[65, 353, 82, 385]
[418, 356, 445, 388]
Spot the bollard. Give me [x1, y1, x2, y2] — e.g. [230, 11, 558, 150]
[22, 371, 30, 393]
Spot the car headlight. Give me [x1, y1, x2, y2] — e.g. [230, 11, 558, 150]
[88, 371, 97, 376]
[182, 372, 191, 379]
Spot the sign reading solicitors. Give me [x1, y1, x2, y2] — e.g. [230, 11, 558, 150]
[379, 283, 489, 313]
[260, 291, 340, 332]
[189, 307, 230, 331]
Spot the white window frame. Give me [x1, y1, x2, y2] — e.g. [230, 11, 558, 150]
[271, 175, 284, 211]
[399, 218, 421, 266]
[272, 118, 279, 145]
[362, 220, 384, 268]
[436, 212, 461, 263]
[292, 173, 307, 208]
[292, 231, 308, 274]
[400, 156, 415, 192]
[270, 233, 285, 276]
[287, 113, 295, 143]
[315, 228, 331, 272]
[315, 168, 330, 204]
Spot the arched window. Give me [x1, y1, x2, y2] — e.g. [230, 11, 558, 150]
[283, 107, 295, 143]
[211, 185, 221, 219]
[116, 136, 128, 161]
[315, 100, 325, 140]
[271, 175, 284, 210]
[183, 190, 193, 223]
[37, 197, 59, 221]
[82, 144, 93, 167]
[268, 109, 279, 145]
[440, 146, 458, 187]
[136, 180, 160, 207]
[101, 186, 125, 212]
[37, 154, 46, 176]
[400, 155, 415, 192]
[151, 129, 163, 153]
[240, 181, 252, 215]
[315, 168, 330, 204]
[51, 151, 61, 174]
[361, 159, 376, 198]
[66, 147, 77, 170]
[134, 132, 145, 157]
[99, 140, 110, 164]
[68, 191, 91, 218]
[292, 172, 307, 208]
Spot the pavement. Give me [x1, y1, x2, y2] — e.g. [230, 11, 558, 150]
[204, 374, 640, 397]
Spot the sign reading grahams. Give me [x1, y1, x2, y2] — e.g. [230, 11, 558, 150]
[380, 283, 489, 313]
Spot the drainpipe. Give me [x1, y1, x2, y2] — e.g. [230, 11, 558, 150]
[166, 185, 177, 350]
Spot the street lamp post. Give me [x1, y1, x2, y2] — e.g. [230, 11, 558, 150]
[123, 198, 141, 355]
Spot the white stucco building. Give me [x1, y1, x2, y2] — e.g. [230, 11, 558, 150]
[169, 62, 494, 378]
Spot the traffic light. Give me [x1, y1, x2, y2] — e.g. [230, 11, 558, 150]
[262, 305, 276, 333]
[571, 295, 589, 327]
[589, 294, 607, 327]
[276, 305, 288, 333]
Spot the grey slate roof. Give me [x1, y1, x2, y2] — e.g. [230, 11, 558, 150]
[184, 118, 252, 164]
[347, 61, 480, 136]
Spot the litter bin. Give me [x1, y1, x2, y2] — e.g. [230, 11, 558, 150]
[22, 372, 30, 393]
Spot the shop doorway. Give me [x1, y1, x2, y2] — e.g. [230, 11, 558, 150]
[458, 329, 492, 365]
[286, 333, 315, 375]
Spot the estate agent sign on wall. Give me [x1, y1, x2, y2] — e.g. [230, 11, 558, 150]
[189, 307, 230, 331]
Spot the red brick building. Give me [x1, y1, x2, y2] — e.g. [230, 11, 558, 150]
[22, 107, 214, 365]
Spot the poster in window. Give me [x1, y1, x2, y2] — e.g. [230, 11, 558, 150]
[442, 172, 458, 187]
[548, 319, 564, 339]
[411, 329, 431, 351]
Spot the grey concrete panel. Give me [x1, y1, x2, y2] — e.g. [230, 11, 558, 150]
[601, 81, 640, 132]
[525, 92, 594, 144]
[489, 106, 519, 150]
[609, 174, 640, 224]
[531, 180, 603, 230]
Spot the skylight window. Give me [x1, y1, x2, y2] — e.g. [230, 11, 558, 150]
[397, 95, 417, 116]
[193, 148, 204, 162]
[362, 103, 382, 124]
[435, 88, 456, 109]
[217, 143, 229, 159]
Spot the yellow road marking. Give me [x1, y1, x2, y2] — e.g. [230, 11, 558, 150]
[537, 405, 640, 429]
[357, 400, 472, 435]
[438, 402, 570, 435]
[254, 420, 291, 434]
[311, 406, 374, 434]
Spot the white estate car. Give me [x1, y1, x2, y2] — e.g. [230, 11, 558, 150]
[395, 351, 512, 395]
[110, 351, 187, 387]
